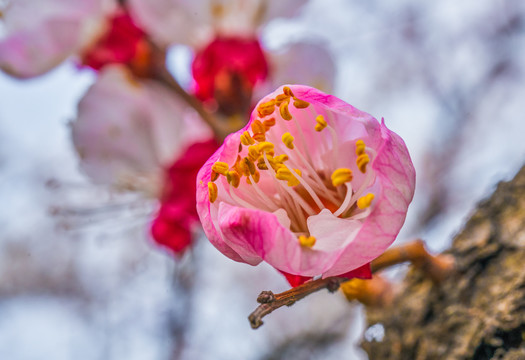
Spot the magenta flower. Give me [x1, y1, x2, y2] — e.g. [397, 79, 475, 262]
[196, 85, 415, 279]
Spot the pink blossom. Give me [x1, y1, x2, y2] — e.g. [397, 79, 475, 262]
[0, 0, 150, 78]
[71, 65, 214, 254]
[128, 0, 308, 46]
[191, 36, 269, 103]
[196, 85, 415, 279]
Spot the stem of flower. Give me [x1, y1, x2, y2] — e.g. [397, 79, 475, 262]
[151, 63, 231, 141]
[248, 239, 454, 329]
[248, 277, 346, 329]
[146, 40, 231, 141]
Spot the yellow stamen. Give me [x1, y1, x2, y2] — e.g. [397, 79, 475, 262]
[251, 120, 265, 134]
[283, 86, 295, 97]
[240, 131, 255, 146]
[357, 193, 375, 209]
[247, 145, 260, 162]
[274, 154, 289, 163]
[247, 170, 261, 184]
[276, 166, 300, 186]
[293, 98, 310, 109]
[294, 169, 302, 177]
[208, 182, 218, 203]
[257, 99, 276, 117]
[263, 117, 276, 130]
[315, 115, 327, 131]
[281, 132, 295, 149]
[211, 171, 219, 182]
[279, 100, 293, 121]
[275, 94, 289, 105]
[256, 157, 268, 170]
[212, 161, 229, 176]
[242, 157, 256, 175]
[257, 142, 275, 154]
[298, 235, 316, 248]
[226, 170, 241, 188]
[355, 139, 366, 156]
[331, 168, 354, 187]
[357, 153, 370, 173]
[252, 132, 266, 142]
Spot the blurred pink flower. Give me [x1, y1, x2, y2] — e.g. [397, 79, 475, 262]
[128, 0, 335, 105]
[71, 65, 214, 254]
[196, 85, 415, 280]
[0, 0, 149, 78]
[191, 36, 269, 103]
[152, 139, 218, 254]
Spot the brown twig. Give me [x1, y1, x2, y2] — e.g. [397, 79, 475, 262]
[248, 240, 455, 329]
[248, 277, 347, 329]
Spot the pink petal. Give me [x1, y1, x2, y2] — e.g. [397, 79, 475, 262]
[0, 0, 109, 78]
[127, 0, 200, 46]
[72, 65, 209, 185]
[323, 120, 416, 277]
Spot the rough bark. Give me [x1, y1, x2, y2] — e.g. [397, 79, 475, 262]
[361, 165, 525, 360]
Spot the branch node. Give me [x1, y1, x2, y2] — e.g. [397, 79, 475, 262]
[257, 291, 276, 304]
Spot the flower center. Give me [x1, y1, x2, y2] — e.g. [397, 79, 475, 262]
[209, 87, 377, 247]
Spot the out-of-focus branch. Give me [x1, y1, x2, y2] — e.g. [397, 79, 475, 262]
[147, 42, 231, 141]
[248, 240, 455, 329]
[371, 239, 454, 284]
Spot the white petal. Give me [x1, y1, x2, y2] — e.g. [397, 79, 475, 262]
[0, 0, 112, 78]
[128, 0, 207, 46]
[71, 65, 210, 188]
[307, 209, 362, 252]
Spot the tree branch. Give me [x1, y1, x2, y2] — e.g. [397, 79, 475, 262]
[248, 277, 346, 329]
[248, 240, 454, 329]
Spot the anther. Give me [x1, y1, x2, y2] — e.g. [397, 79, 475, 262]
[279, 100, 293, 121]
[331, 168, 354, 187]
[240, 131, 255, 145]
[248, 145, 261, 162]
[257, 100, 276, 117]
[275, 94, 289, 105]
[251, 120, 265, 134]
[247, 170, 261, 184]
[293, 98, 310, 109]
[211, 171, 219, 182]
[355, 139, 366, 156]
[357, 193, 375, 209]
[282, 132, 295, 149]
[226, 171, 241, 188]
[252, 132, 266, 142]
[315, 115, 327, 131]
[257, 142, 275, 154]
[273, 154, 289, 163]
[212, 161, 229, 176]
[283, 86, 295, 97]
[263, 118, 276, 130]
[298, 235, 316, 248]
[243, 157, 256, 175]
[356, 153, 370, 173]
[256, 158, 268, 170]
[208, 182, 218, 203]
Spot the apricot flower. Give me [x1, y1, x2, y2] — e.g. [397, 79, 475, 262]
[196, 85, 415, 278]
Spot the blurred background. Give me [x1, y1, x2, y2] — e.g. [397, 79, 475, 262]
[1, 0, 525, 359]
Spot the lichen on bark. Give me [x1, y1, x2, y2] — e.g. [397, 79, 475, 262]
[361, 165, 525, 360]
